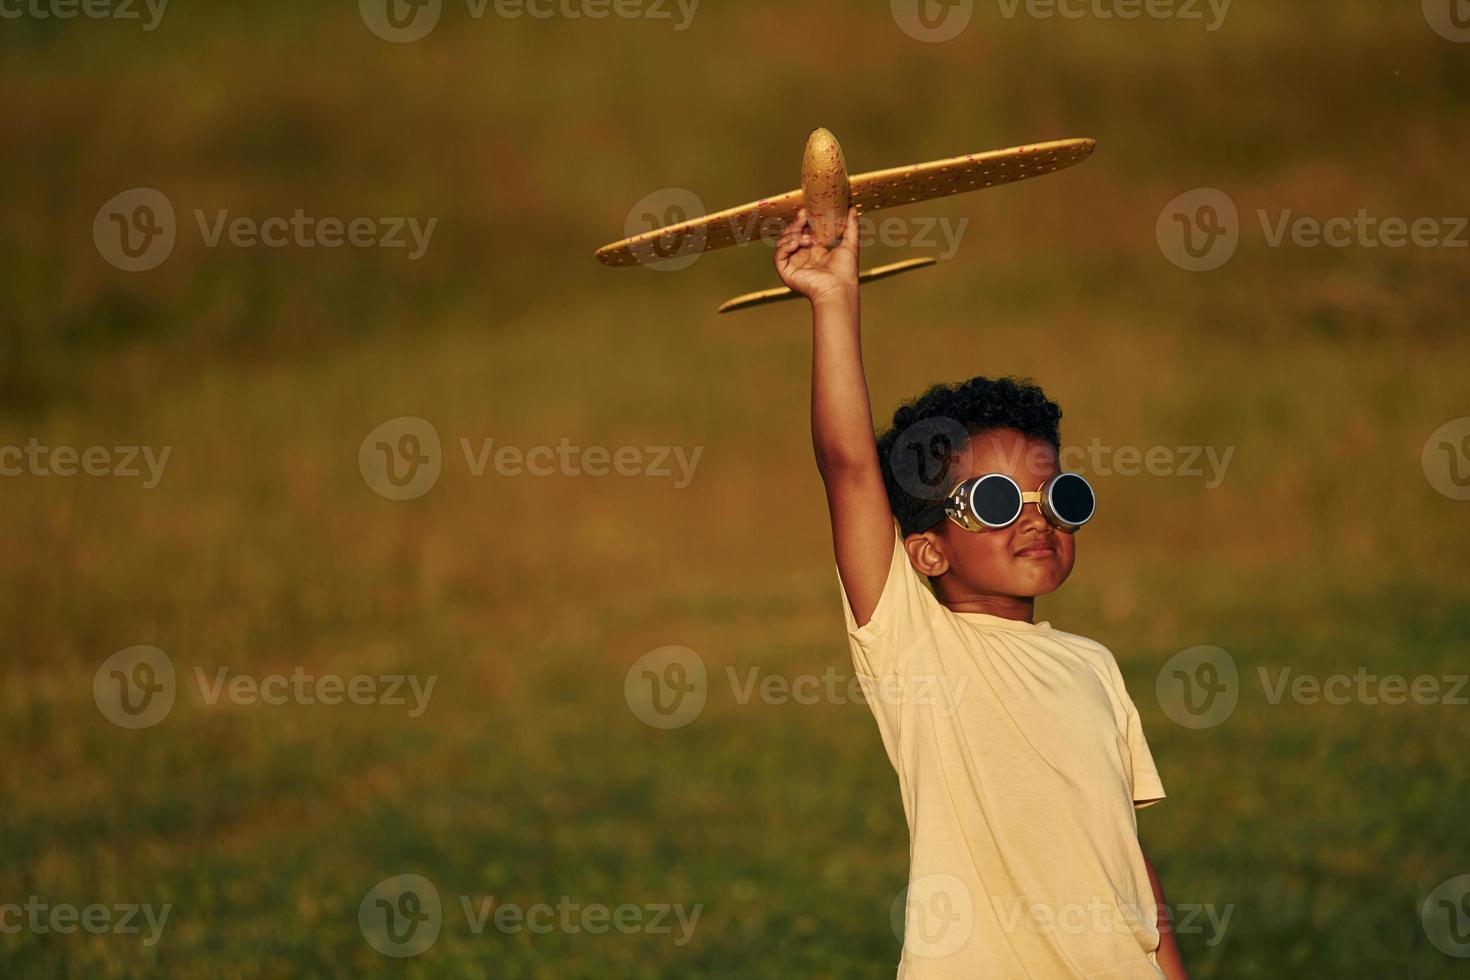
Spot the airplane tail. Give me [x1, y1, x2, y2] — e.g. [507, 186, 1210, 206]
[716, 257, 938, 314]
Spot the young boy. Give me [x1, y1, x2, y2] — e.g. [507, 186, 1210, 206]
[774, 207, 1187, 979]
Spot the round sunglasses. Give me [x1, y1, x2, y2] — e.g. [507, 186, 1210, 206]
[906, 472, 1097, 536]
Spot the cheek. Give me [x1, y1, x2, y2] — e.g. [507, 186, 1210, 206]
[1056, 536, 1077, 572]
[964, 532, 1026, 577]
[948, 531, 1009, 574]
[979, 532, 1019, 564]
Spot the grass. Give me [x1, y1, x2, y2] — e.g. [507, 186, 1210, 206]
[2, 1, 1469, 976]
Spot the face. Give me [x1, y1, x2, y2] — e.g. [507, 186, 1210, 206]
[908, 428, 1077, 602]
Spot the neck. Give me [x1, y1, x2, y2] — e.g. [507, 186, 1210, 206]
[942, 592, 1036, 623]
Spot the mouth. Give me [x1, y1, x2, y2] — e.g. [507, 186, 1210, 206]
[1013, 542, 1057, 558]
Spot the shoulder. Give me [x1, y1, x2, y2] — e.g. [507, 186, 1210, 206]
[1046, 626, 1112, 658]
[1047, 628, 1126, 680]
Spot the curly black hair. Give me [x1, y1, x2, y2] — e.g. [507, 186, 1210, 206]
[876, 376, 1062, 534]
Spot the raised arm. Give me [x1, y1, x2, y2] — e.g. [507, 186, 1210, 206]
[774, 208, 897, 627]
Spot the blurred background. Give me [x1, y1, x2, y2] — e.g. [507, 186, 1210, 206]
[2, 1, 1468, 976]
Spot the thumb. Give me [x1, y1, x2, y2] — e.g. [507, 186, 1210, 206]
[836, 207, 860, 260]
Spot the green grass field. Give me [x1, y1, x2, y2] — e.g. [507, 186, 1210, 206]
[3, 2, 1469, 976]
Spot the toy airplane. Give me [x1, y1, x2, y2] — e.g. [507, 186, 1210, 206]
[595, 128, 1095, 313]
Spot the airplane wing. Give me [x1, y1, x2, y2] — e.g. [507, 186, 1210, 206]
[848, 137, 1095, 212]
[594, 138, 1094, 268]
[594, 188, 805, 267]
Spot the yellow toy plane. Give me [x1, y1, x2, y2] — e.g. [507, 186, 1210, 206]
[595, 128, 1095, 313]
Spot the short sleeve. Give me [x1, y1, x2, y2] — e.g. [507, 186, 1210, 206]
[1093, 646, 1166, 808]
[1120, 680, 1167, 809]
[836, 521, 941, 678]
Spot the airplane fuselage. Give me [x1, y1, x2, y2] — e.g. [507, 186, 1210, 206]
[801, 128, 852, 248]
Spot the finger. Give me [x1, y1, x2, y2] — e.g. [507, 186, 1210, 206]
[779, 209, 812, 241]
[776, 223, 809, 248]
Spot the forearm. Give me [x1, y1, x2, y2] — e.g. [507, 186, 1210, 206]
[809, 289, 877, 476]
[1142, 845, 1189, 980]
[778, 206, 893, 624]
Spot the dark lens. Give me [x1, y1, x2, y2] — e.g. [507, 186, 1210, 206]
[1048, 473, 1096, 527]
[969, 474, 1023, 527]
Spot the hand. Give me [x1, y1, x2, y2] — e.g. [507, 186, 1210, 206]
[774, 206, 860, 307]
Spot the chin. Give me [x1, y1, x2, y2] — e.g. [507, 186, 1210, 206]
[1005, 561, 1071, 596]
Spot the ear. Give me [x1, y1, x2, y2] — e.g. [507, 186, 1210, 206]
[903, 531, 949, 578]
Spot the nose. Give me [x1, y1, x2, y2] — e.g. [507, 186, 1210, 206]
[1013, 497, 1050, 533]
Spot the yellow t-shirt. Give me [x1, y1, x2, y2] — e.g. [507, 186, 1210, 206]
[841, 526, 1167, 979]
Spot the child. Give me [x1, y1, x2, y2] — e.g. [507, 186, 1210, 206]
[774, 207, 1187, 979]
